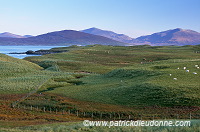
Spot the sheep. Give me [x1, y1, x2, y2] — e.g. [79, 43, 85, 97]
[197, 67, 199, 69]
[183, 67, 186, 70]
[177, 67, 180, 69]
[195, 65, 198, 67]
[169, 74, 172, 76]
[186, 70, 190, 72]
[193, 72, 197, 74]
[173, 78, 177, 80]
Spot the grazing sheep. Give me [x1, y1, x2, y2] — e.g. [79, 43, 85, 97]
[183, 67, 186, 70]
[193, 72, 197, 74]
[197, 67, 199, 69]
[177, 67, 179, 69]
[173, 78, 177, 80]
[169, 74, 172, 76]
[186, 70, 190, 72]
[195, 65, 198, 67]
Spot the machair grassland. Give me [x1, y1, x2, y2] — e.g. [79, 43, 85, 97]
[1, 44, 200, 131]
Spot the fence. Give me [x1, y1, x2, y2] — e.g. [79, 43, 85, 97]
[14, 104, 200, 120]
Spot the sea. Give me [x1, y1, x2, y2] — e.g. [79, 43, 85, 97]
[0, 46, 67, 59]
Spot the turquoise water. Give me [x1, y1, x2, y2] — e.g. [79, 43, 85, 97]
[0, 46, 66, 59]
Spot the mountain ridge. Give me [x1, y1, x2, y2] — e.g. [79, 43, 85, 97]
[0, 30, 126, 46]
[81, 27, 133, 43]
[0, 32, 25, 38]
[0, 28, 200, 46]
[132, 28, 200, 45]
[0, 32, 33, 38]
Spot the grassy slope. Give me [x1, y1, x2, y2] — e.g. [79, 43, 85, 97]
[1, 45, 200, 129]
[0, 53, 78, 94]
[24, 45, 200, 73]
[0, 53, 45, 94]
[0, 53, 84, 127]
[24, 45, 200, 107]
[44, 60, 200, 107]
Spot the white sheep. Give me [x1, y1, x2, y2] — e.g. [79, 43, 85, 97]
[183, 67, 186, 70]
[193, 72, 197, 74]
[173, 78, 177, 80]
[186, 70, 189, 72]
[177, 67, 179, 69]
[169, 74, 172, 76]
[195, 65, 198, 67]
[197, 67, 199, 69]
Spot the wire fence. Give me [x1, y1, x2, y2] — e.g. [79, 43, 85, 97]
[14, 104, 200, 120]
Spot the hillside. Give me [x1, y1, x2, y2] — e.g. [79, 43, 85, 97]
[0, 32, 32, 38]
[1, 28, 200, 46]
[0, 32, 25, 38]
[0, 53, 83, 127]
[0, 53, 42, 70]
[0, 30, 126, 46]
[24, 45, 200, 107]
[0, 53, 44, 94]
[1, 45, 200, 128]
[81, 27, 133, 43]
[132, 28, 200, 46]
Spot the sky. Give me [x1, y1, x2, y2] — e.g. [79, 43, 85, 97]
[0, 0, 199, 38]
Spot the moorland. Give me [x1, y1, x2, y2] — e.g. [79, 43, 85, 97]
[0, 44, 200, 131]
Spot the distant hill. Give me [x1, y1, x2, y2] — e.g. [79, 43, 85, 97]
[0, 30, 126, 46]
[132, 28, 200, 46]
[0, 32, 33, 38]
[0, 32, 25, 38]
[81, 27, 133, 43]
[1, 28, 200, 46]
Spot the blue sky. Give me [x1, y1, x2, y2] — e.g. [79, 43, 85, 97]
[0, 0, 199, 38]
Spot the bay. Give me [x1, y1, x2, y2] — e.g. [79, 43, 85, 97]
[0, 46, 66, 59]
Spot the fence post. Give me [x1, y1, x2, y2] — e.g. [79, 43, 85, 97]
[190, 113, 192, 120]
[91, 112, 93, 118]
[76, 111, 79, 116]
[128, 115, 131, 120]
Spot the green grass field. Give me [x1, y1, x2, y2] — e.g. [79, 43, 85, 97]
[24, 45, 200, 107]
[1, 44, 200, 130]
[24, 45, 200, 74]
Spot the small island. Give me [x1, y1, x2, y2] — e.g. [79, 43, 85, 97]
[9, 49, 68, 55]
